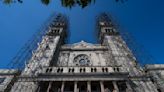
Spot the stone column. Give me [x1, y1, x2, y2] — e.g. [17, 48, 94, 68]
[87, 81, 91, 92]
[61, 81, 65, 92]
[113, 81, 119, 92]
[74, 81, 78, 92]
[126, 81, 133, 92]
[100, 81, 105, 92]
[47, 82, 52, 92]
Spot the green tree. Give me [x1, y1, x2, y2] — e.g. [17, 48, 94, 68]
[3, 0, 126, 8]
[61, 0, 95, 8]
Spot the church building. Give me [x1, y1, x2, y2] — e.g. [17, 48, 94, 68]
[0, 13, 164, 92]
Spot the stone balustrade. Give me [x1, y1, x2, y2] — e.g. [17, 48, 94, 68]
[42, 66, 125, 74]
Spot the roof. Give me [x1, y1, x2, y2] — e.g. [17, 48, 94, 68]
[61, 40, 107, 51]
[0, 69, 18, 75]
[145, 64, 164, 70]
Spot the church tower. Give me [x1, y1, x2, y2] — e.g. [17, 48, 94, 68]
[3, 13, 162, 92]
[97, 13, 159, 92]
[10, 14, 68, 92]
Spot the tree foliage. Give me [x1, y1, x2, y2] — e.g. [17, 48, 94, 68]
[41, 0, 50, 5]
[61, 0, 95, 8]
[3, 0, 126, 8]
[3, 0, 13, 4]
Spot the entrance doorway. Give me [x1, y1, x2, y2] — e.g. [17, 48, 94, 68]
[78, 81, 87, 92]
[91, 81, 101, 92]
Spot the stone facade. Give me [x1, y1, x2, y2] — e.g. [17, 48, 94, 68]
[0, 14, 163, 92]
[0, 69, 18, 92]
[145, 64, 164, 92]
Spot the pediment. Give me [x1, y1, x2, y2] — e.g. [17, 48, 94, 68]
[72, 40, 95, 48]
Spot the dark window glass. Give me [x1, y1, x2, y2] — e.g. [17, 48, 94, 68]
[0, 78, 5, 84]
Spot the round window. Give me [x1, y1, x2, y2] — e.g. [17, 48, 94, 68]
[74, 54, 91, 66]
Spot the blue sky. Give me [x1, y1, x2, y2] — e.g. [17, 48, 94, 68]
[0, 0, 164, 68]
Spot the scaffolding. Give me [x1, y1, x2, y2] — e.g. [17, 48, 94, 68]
[7, 13, 69, 71]
[96, 13, 156, 67]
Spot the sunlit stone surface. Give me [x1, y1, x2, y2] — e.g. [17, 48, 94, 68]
[0, 14, 163, 92]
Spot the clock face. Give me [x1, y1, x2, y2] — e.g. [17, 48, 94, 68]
[74, 54, 91, 66]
